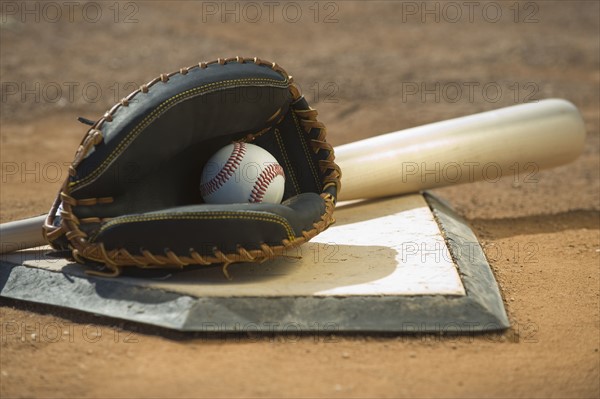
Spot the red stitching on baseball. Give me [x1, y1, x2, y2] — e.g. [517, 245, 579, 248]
[200, 143, 247, 198]
[249, 163, 285, 203]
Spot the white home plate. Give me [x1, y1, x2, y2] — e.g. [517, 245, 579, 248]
[310, 195, 465, 296]
[0, 193, 508, 332]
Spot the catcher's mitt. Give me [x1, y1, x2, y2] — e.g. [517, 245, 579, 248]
[43, 57, 340, 277]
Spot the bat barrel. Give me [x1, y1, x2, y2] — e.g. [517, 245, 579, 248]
[335, 99, 586, 201]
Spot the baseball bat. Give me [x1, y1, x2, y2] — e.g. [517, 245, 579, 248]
[335, 98, 585, 201]
[0, 99, 586, 254]
[0, 214, 47, 255]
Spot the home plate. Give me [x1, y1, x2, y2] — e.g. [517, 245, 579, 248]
[0, 193, 509, 333]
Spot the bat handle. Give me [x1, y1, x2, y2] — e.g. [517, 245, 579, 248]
[0, 215, 47, 255]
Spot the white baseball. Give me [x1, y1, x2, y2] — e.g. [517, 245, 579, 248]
[200, 143, 286, 204]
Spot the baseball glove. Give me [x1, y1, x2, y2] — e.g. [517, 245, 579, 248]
[43, 57, 340, 277]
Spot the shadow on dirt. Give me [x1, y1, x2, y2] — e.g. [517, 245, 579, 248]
[470, 210, 600, 239]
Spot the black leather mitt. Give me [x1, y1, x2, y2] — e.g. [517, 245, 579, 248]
[43, 57, 341, 277]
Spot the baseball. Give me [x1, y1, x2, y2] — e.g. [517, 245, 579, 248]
[200, 143, 286, 204]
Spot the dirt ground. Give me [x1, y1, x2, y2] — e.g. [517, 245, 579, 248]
[1, 1, 599, 398]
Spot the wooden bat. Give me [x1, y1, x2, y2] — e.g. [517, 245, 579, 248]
[0, 99, 586, 254]
[335, 98, 585, 200]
